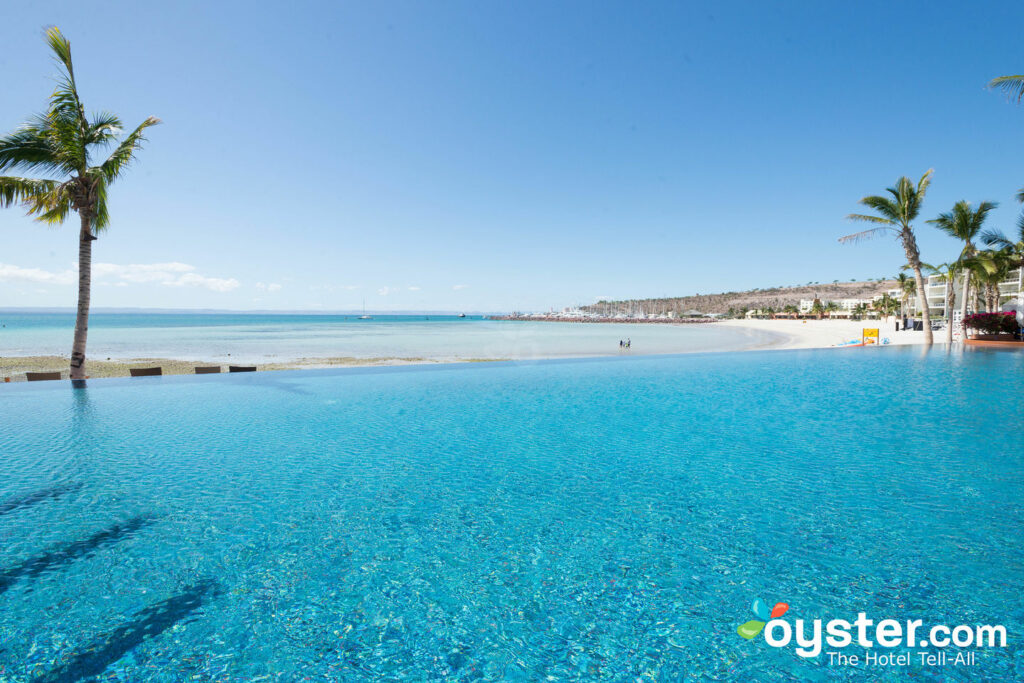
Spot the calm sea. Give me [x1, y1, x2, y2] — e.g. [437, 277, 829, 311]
[0, 311, 781, 362]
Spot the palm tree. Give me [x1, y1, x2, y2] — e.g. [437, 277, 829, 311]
[824, 301, 839, 318]
[966, 250, 1014, 312]
[0, 28, 159, 380]
[893, 272, 915, 318]
[810, 299, 825, 320]
[842, 171, 935, 343]
[927, 200, 997, 339]
[921, 262, 958, 344]
[873, 293, 899, 320]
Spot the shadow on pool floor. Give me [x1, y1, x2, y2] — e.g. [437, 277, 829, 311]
[0, 482, 82, 518]
[35, 579, 222, 682]
[0, 515, 154, 595]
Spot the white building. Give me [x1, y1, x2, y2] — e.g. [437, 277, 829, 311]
[798, 298, 879, 317]
[892, 267, 1023, 317]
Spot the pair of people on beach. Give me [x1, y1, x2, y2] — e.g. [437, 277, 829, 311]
[619, 338, 631, 349]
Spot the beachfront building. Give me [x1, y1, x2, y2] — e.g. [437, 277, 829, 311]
[893, 267, 1023, 318]
[797, 298, 879, 318]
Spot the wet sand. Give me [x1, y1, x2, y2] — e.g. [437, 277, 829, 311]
[1, 355, 504, 382]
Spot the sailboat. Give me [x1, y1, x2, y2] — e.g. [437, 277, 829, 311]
[359, 299, 372, 320]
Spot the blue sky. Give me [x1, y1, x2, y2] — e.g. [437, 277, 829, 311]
[1, 1, 1022, 312]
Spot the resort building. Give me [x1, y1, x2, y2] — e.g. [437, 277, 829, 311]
[797, 298, 880, 318]
[892, 267, 1023, 318]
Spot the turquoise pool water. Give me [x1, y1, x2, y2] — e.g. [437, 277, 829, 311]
[1, 347, 1022, 680]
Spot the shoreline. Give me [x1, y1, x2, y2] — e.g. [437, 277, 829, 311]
[720, 317, 928, 349]
[0, 355, 499, 382]
[0, 319, 928, 382]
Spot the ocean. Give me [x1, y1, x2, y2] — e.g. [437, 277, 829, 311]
[0, 311, 781, 363]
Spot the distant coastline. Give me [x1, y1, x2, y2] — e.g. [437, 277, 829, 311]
[488, 315, 717, 324]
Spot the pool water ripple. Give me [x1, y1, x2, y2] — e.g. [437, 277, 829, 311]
[0, 347, 1022, 680]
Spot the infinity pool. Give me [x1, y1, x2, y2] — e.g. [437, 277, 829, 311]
[1, 347, 1022, 680]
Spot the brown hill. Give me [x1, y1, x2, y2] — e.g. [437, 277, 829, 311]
[582, 280, 896, 317]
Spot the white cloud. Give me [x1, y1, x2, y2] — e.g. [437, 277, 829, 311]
[163, 272, 240, 292]
[453, 284, 469, 290]
[267, 283, 281, 292]
[408, 286, 421, 291]
[0, 263, 75, 285]
[93, 262, 194, 283]
[3, 260, 240, 294]
[378, 286, 392, 296]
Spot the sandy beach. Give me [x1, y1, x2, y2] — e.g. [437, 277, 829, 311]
[722, 317, 928, 349]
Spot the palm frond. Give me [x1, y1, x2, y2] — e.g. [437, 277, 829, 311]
[91, 179, 109, 231]
[45, 28, 75, 82]
[86, 111, 122, 146]
[43, 27, 89, 171]
[838, 225, 894, 244]
[0, 125, 66, 175]
[46, 108, 88, 170]
[0, 175, 60, 208]
[981, 228, 1011, 249]
[988, 74, 1024, 103]
[916, 169, 934, 197]
[927, 199, 996, 244]
[96, 116, 160, 182]
[857, 196, 900, 221]
[846, 213, 896, 225]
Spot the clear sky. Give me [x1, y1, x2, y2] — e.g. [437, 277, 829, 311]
[2, 1, 1022, 312]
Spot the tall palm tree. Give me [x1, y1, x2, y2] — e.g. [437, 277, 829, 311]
[0, 28, 159, 380]
[842, 171, 934, 343]
[966, 250, 1014, 312]
[927, 200, 997, 339]
[893, 272, 915, 318]
[921, 262, 958, 344]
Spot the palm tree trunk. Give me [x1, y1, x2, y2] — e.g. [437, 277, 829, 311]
[901, 230, 933, 344]
[944, 278, 953, 345]
[909, 264, 933, 344]
[959, 276, 970, 342]
[70, 213, 92, 380]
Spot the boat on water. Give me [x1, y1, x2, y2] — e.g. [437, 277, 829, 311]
[458, 313, 466, 318]
[359, 300, 372, 320]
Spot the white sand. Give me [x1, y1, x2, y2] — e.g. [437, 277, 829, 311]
[721, 318, 929, 350]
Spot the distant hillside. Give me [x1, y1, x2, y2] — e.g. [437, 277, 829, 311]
[582, 280, 896, 316]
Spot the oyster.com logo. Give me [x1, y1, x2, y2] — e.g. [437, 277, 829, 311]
[735, 597, 1006, 667]
[737, 598, 789, 640]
